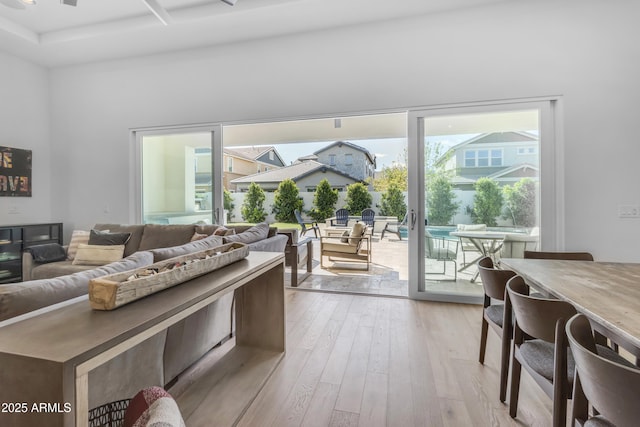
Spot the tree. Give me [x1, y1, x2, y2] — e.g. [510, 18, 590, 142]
[344, 182, 372, 215]
[471, 178, 503, 226]
[427, 175, 459, 225]
[308, 178, 338, 221]
[372, 163, 408, 192]
[378, 184, 407, 221]
[241, 182, 267, 223]
[223, 189, 235, 222]
[271, 179, 303, 223]
[503, 178, 537, 227]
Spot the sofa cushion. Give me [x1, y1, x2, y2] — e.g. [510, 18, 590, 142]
[150, 235, 224, 262]
[32, 260, 95, 280]
[0, 251, 154, 322]
[88, 229, 132, 246]
[72, 244, 126, 266]
[138, 225, 196, 251]
[94, 224, 146, 257]
[223, 222, 269, 245]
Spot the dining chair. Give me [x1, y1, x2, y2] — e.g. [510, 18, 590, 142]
[456, 223, 487, 267]
[425, 230, 458, 280]
[566, 314, 640, 427]
[523, 251, 594, 261]
[476, 256, 516, 402]
[506, 275, 577, 427]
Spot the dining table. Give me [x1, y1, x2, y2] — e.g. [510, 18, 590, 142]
[500, 258, 640, 358]
[450, 230, 525, 281]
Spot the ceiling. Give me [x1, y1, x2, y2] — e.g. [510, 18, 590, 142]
[0, 0, 509, 68]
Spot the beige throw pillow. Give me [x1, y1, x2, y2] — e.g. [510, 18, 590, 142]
[72, 244, 125, 266]
[348, 222, 367, 246]
[67, 230, 91, 261]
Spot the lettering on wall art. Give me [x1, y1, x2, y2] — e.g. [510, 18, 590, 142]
[0, 146, 32, 197]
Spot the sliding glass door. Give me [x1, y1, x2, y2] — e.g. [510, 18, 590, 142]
[407, 100, 560, 302]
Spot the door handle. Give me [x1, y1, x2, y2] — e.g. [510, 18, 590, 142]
[411, 209, 417, 230]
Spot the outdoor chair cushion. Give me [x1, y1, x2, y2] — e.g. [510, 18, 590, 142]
[322, 242, 360, 254]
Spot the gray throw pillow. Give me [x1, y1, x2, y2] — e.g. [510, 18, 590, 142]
[223, 222, 269, 245]
[88, 229, 132, 246]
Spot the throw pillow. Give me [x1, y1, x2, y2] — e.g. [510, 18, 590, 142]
[67, 230, 91, 261]
[340, 230, 350, 243]
[348, 222, 367, 246]
[123, 386, 185, 427]
[223, 222, 269, 245]
[88, 229, 132, 246]
[190, 232, 208, 242]
[213, 226, 235, 236]
[72, 244, 125, 266]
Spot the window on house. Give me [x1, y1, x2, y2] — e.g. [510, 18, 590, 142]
[464, 149, 503, 167]
[269, 151, 274, 161]
[517, 147, 538, 155]
[329, 154, 336, 166]
[345, 153, 353, 165]
[228, 157, 233, 172]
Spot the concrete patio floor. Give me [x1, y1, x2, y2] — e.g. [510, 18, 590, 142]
[287, 228, 486, 299]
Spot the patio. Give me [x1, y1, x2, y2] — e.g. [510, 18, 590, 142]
[287, 224, 486, 298]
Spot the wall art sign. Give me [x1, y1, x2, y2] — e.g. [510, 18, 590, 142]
[0, 146, 32, 197]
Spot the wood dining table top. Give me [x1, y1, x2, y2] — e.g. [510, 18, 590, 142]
[500, 258, 640, 352]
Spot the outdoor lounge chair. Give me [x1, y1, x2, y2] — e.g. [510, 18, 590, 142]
[294, 209, 320, 238]
[320, 222, 371, 270]
[330, 208, 349, 227]
[381, 213, 407, 240]
[361, 208, 375, 234]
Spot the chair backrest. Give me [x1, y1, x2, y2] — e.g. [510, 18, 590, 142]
[567, 314, 640, 427]
[507, 275, 577, 343]
[361, 208, 375, 226]
[501, 234, 539, 258]
[524, 251, 594, 261]
[294, 209, 305, 225]
[477, 256, 516, 301]
[335, 208, 349, 226]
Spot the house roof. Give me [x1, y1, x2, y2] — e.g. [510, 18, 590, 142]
[224, 146, 285, 166]
[314, 141, 376, 165]
[450, 163, 539, 185]
[230, 160, 360, 185]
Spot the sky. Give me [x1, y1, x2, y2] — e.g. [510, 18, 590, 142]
[267, 135, 478, 171]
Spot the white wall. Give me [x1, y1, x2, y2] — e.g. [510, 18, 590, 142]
[47, 0, 640, 261]
[0, 52, 52, 225]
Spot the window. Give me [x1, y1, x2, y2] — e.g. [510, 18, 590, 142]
[227, 157, 233, 172]
[269, 151, 274, 161]
[464, 149, 502, 167]
[517, 147, 538, 155]
[345, 153, 353, 165]
[329, 154, 336, 166]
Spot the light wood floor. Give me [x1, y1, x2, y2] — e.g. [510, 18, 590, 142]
[233, 289, 553, 427]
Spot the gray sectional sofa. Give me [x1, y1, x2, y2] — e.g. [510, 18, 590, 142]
[1, 222, 287, 410]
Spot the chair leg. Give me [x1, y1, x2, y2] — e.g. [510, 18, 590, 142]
[478, 317, 489, 364]
[499, 327, 510, 402]
[552, 374, 567, 427]
[509, 355, 522, 419]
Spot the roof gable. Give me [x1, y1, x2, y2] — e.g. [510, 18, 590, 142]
[313, 141, 376, 164]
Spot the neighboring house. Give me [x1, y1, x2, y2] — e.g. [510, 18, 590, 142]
[438, 131, 539, 188]
[437, 131, 540, 224]
[313, 141, 376, 182]
[230, 160, 361, 192]
[221, 146, 286, 191]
